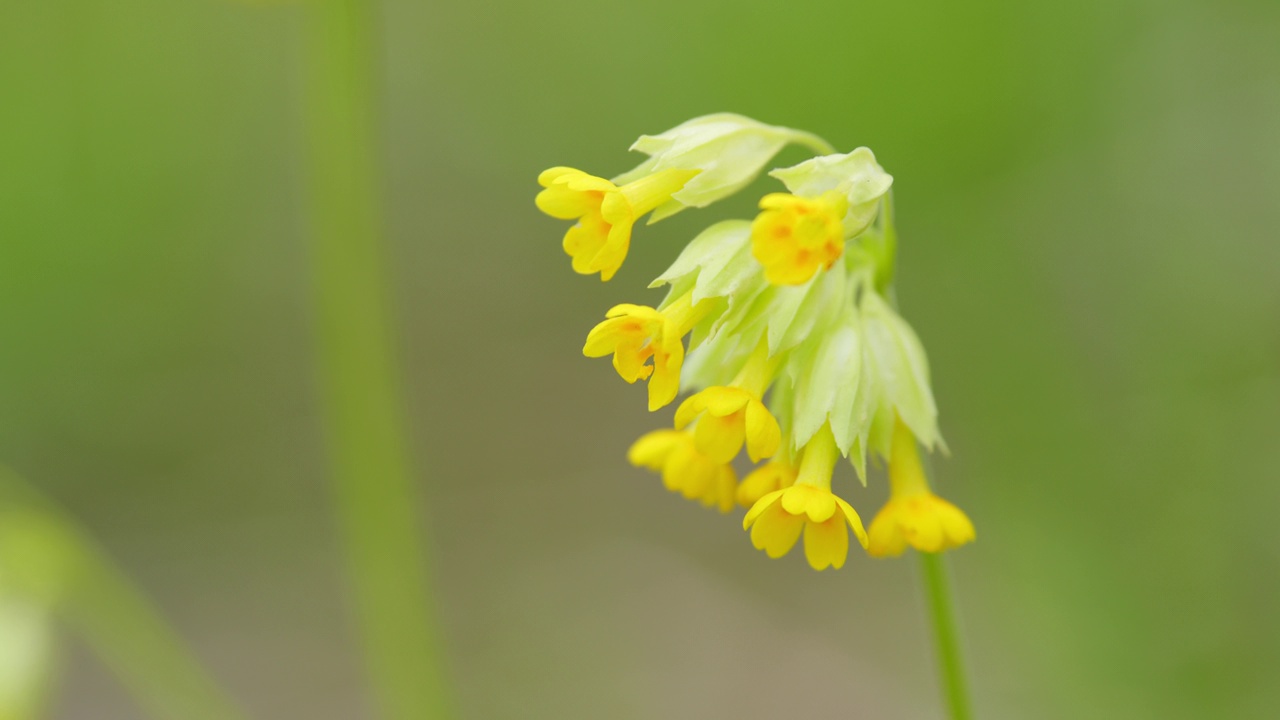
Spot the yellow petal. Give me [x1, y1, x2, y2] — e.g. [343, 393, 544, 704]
[866, 512, 907, 558]
[647, 339, 684, 411]
[599, 191, 636, 226]
[693, 411, 745, 464]
[560, 171, 616, 193]
[834, 495, 869, 549]
[536, 185, 598, 219]
[611, 340, 652, 383]
[697, 386, 752, 416]
[742, 489, 786, 530]
[938, 501, 976, 547]
[743, 400, 781, 462]
[627, 430, 684, 470]
[750, 502, 805, 558]
[804, 515, 849, 570]
[736, 463, 789, 508]
[604, 303, 655, 319]
[903, 502, 944, 553]
[537, 166, 577, 186]
[673, 393, 708, 430]
[781, 485, 836, 523]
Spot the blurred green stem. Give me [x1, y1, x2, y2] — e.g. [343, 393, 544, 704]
[0, 467, 245, 720]
[301, 1, 451, 718]
[920, 551, 973, 720]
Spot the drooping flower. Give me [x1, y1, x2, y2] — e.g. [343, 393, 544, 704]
[742, 425, 867, 570]
[628, 429, 737, 513]
[536, 167, 699, 281]
[582, 292, 712, 410]
[750, 190, 849, 286]
[867, 419, 975, 557]
[671, 338, 780, 463]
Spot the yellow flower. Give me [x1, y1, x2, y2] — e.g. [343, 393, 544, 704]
[628, 429, 737, 513]
[736, 460, 796, 508]
[674, 387, 780, 463]
[867, 419, 975, 557]
[536, 166, 699, 281]
[750, 190, 849, 286]
[741, 426, 867, 570]
[582, 293, 709, 411]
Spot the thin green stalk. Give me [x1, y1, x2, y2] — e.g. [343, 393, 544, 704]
[0, 467, 245, 720]
[301, 2, 450, 718]
[919, 551, 973, 720]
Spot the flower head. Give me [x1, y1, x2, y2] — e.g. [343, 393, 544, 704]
[582, 292, 710, 410]
[543, 114, 972, 571]
[536, 166, 698, 281]
[741, 426, 867, 570]
[750, 191, 849, 285]
[628, 429, 737, 513]
[867, 419, 974, 557]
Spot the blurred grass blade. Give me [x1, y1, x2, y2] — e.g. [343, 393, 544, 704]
[301, 1, 452, 718]
[0, 467, 245, 720]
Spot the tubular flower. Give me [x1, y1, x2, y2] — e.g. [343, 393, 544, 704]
[628, 429, 737, 513]
[582, 292, 710, 411]
[536, 167, 699, 281]
[672, 339, 780, 463]
[736, 460, 797, 508]
[867, 419, 975, 557]
[750, 190, 848, 285]
[742, 426, 867, 570]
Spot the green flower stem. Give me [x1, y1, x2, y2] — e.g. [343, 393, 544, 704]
[919, 551, 973, 720]
[0, 467, 245, 720]
[301, 2, 451, 718]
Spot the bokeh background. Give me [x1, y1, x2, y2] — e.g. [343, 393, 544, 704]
[3, 0, 1279, 718]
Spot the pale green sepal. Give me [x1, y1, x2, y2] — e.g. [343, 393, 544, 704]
[682, 325, 760, 391]
[825, 323, 864, 456]
[614, 113, 834, 220]
[792, 321, 862, 451]
[650, 220, 751, 289]
[655, 281, 694, 312]
[778, 267, 847, 353]
[693, 240, 761, 303]
[848, 435, 868, 485]
[766, 374, 798, 466]
[769, 148, 893, 237]
[861, 292, 941, 451]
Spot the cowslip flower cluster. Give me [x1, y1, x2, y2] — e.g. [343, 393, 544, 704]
[536, 114, 974, 570]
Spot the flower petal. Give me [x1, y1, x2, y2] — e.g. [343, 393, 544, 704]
[834, 495, 869, 549]
[804, 516, 849, 570]
[742, 489, 786, 530]
[693, 411, 745, 464]
[627, 430, 684, 471]
[750, 502, 805, 558]
[744, 400, 781, 462]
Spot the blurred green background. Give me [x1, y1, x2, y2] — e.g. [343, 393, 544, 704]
[3, 0, 1279, 718]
